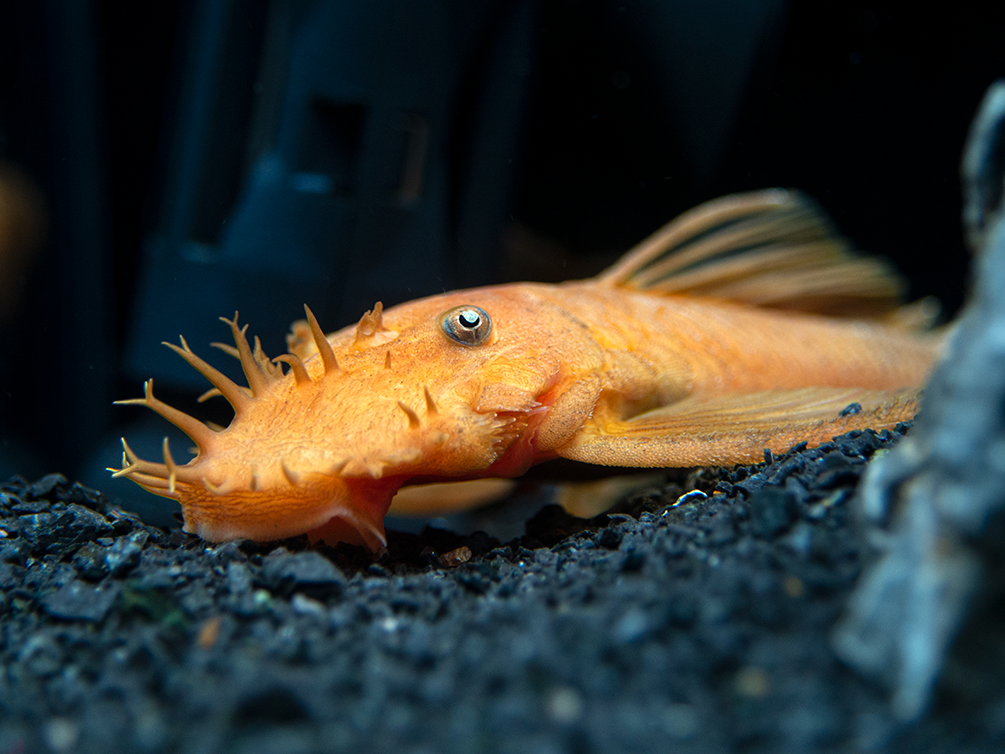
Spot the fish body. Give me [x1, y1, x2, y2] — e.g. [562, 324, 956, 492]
[113, 190, 944, 549]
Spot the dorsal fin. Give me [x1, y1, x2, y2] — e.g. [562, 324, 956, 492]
[595, 189, 917, 321]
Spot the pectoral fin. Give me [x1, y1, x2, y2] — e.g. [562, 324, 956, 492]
[558, 387, 920, 468]
[555, 473, 667, 518]
[388, 478, 517, 516]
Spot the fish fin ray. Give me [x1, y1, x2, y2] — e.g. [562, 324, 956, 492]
[558, 387, 920, 468]
[595, 190, 912, 320]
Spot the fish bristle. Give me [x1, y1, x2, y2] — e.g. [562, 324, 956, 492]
[124, 471, 177, 495]
[162, 339, 250, 414]
[342, 458, 387, 479]
[196, 387, 222, 403]
[274, 353, 312, 385]
[111, 436, 198, 492]
[115, 379, 218, 451]
[161, 437, 178, 494]
[355, 302, 385, 339]
[219, 313, 273, 396]
[252, 336, 284, 380]
[423, 386, 438, 415]
[201, 477, 232, 495]
[303, 305, 340, 375]
[210, 342, 240, 359]
[397, 401, 421, 429]
[280, 460, 301, 486]
[352, 302, 399, 351]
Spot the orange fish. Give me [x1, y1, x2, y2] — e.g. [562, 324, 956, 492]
[112, 190, 943, 550]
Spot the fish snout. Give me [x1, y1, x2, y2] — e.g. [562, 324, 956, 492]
[175, 470, 396, 550]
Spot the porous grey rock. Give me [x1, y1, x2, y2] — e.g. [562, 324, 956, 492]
[834, 80, 1005, 721]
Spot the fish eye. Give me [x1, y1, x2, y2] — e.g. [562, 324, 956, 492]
[440, 305, 492, 346]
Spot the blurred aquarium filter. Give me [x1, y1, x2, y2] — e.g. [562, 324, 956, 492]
[129, 0, 539, 390]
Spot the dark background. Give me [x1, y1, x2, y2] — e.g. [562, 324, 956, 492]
[0, 0, 1000, 516]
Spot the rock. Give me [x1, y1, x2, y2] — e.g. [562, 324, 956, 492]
[40, 580, 120, 622]
[834, 81, 1005, 721]
[262, 550, 346, 594]
[748, 487, 797, 538]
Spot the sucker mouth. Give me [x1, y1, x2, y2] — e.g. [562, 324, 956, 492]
[154, 465, 398, 549]
[304, 503, 389, 551]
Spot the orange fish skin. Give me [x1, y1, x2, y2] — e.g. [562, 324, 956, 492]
[112, 190, 944, 549]
[539, 282, 939, 398]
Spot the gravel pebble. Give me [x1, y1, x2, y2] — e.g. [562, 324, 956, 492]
[0, 428, 1000, 753]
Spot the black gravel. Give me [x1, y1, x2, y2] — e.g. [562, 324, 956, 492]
[0, 426, 1001, 754]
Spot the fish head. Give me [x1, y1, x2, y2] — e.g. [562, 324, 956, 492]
[112, 286, 596, 549]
